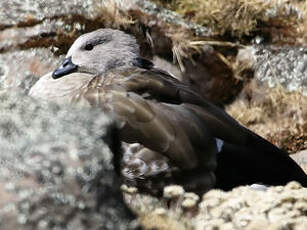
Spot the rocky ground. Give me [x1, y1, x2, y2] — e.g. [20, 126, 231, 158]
[0, 0, 306, 229]
[124, 182, 307, 230]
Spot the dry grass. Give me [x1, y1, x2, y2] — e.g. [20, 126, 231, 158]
[178, 0, 271, 36]
[94, 0, 135, 29]
[165, 29, 203, 72]
[165, 28, 247, 72]
[140, 213, 190, 230]
[296, 1, 307, 44]
[227, 80, 307, 153]
[153, 0, 305, 38]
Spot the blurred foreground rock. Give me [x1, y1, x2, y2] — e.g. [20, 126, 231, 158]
[0, 91, 137, 230]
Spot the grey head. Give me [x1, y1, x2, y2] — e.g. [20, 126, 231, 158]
[52, 29, 143, 79]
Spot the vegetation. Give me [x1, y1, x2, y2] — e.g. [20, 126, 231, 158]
[227, 81, 307, 153]
[153, 0, 306, 39]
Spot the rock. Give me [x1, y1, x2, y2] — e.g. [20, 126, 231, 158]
[0, 91, 138, 230]
[182, 192, 200, 209]
[152, 208, 167, 216]
[121, 184, 138, 194]
[181, 198, 197, 209]
[0, 0, 97, 28]
[197, 184, 307, 229]
[0, 0, 100, 55]
[254, 46, 307, 96]
[163, 185, 185, 199]
[121, 174, 307, 229]
[291, 150, 307, 174]
[0, 49, 59, 93]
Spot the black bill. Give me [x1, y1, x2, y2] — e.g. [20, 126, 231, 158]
[52, 57, 78, 79]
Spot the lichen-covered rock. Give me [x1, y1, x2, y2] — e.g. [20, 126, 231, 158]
[0, 91, 138, 230]
[0, 0, 97, 28]
[0, 49, 60, 93]
[163, 185, 185, 199]
[182, 192, 199, 209]
[123, 182, 307, 230]
[254, 46, 307, 96]
[196, 184, 307, 230]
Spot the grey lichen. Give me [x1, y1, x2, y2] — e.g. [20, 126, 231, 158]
[0, 91, 137, 230]
[254, 46, 307, 96]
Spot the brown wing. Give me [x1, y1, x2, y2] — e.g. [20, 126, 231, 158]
[117, 68, 250, 144]
[82, 69, 217, 170]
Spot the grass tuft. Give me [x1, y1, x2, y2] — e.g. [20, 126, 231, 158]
[153, 0, 305, 38]
[94, 0, 135, 29]
[227, 81, 307, 153]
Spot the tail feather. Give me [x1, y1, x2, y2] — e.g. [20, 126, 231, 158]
[215, 136, 307, 190]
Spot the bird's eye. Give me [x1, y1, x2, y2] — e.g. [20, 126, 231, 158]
[84, 43, 94, 51]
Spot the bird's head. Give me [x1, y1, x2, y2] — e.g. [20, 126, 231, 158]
[52, 29, 140, 79]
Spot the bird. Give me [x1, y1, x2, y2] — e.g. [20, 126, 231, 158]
[29, 28, 307, 194]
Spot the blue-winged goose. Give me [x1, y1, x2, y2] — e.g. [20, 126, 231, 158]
[29, 29, 307, 194]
